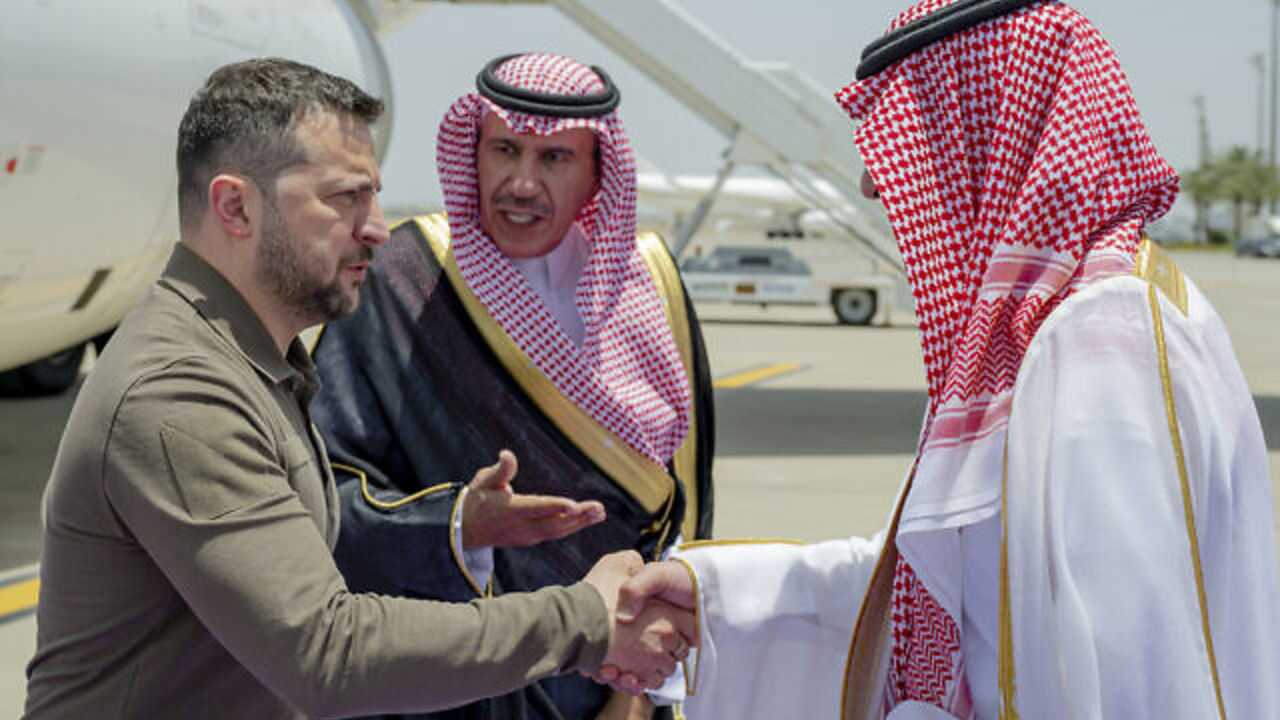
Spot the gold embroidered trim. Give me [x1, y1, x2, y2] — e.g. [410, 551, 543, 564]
[449, 488, 490, 598]
[998, 438, 1018, 720]
[411, 213, 675, 515]
[671, 555, 702, 697]
[996, 251, 1221, 719]
[308, 323, 327, 355]
[1147, 281, 1227, 719]
[635, 232, 702, 542]
[1133, 237, 1188, 316]
[840, 463, 918, 720]
[331, 461, 453, 510]
[677, 538, 806, 551]
[332, 460, 487, 595]
[649, 488, 679, 561]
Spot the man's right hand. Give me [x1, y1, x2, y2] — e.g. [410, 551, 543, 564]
[583, 552, 695, 694]
[615, 561, 695, 622]
[461, 450, 606, 549]
[585, 560, 698, 694]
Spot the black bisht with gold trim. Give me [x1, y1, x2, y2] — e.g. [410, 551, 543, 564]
[309, 213, 714, 720]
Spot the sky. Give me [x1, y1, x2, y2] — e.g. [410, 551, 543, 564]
[375, 0, 1275, 221]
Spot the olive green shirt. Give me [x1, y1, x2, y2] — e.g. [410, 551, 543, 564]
[24, 244, 609, 720]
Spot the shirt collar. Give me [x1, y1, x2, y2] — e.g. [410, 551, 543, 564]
[160, 243, 319, 396]
[508, 223, 588, 295]
[548, 223, 588, 291]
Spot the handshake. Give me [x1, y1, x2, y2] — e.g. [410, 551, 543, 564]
[581, 551, 698, 696]
[460, 454, 697, 695]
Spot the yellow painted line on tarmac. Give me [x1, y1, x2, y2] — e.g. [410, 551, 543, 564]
[0, 577, 39, 623]
[713, 363, 803, 389]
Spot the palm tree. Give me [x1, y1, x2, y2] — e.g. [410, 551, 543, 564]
[1182, 164, 1217, 243]
[1184, 146, 1280, 243]
[1218, 146, 1280, 238]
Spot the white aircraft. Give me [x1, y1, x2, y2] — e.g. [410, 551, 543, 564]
[0, 0, 407, 394]
[1, 0, 904, 394]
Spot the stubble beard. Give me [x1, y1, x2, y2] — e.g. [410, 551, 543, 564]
[255, 200, 361, 324]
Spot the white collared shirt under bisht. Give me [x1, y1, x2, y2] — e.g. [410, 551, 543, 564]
[670, 273, 1280, 720]
[453, 225, 590, 586]
[508, 223, 589, 345]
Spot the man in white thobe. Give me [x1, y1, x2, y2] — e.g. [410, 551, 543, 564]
[602, 1, 1280, 718]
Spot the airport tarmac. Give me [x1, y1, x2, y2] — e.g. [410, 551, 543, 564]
[0, 249, 1277, 715]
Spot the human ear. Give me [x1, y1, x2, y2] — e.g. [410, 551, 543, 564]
[208, 174, 254, 239]
[859, 169, 880, 200]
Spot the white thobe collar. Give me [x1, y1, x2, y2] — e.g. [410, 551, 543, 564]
[508, 223, 588, 345]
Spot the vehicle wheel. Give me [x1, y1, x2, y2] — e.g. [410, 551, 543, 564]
[0, 344, 87, 396]
[831, 288, 877, 325]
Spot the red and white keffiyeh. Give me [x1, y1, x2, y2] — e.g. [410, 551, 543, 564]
[437, 53, 690, 466]
[836, 1, 1178, 716]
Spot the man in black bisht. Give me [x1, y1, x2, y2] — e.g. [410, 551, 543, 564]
[310, 52, 715, 720]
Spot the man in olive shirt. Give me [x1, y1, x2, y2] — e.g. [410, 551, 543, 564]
[23, 59, 689, 720]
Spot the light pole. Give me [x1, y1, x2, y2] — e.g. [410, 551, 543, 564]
[1270, 0, 1278, 213]
[1253, 53, 1267, 156]
[1194, 95, 1210, 243]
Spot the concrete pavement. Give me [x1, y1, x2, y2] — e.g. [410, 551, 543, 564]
[0, 249, 1276, 716]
